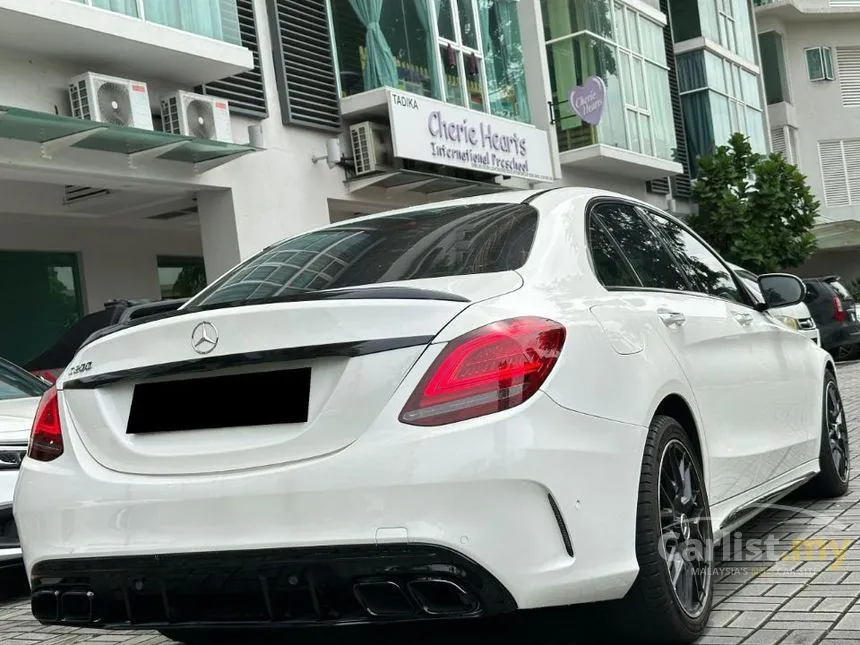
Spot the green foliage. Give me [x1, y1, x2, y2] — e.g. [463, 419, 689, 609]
[690, 132, 819, 274]
[173, 265, 207, 298]
[849, 277, 860, 302]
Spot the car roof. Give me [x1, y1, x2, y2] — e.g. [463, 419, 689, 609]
[256, 187, 619, 253]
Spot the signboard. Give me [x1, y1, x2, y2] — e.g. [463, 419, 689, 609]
[569, 76, 606, 126]
[386, 90, 555, 183]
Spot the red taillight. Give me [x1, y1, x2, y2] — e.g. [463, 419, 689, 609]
[833, 295, 846, 322]
[27, 386, 63, 462]
[399, 317, 566, 427]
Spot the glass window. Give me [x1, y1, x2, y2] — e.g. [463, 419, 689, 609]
[669, 0, 703, 42]
[158, 257, 207, 299]
[542, 0, 676, 162]
[759, 31, 790, 104]
[437, 0, 457, 41]
[823, 47, 835, 81]
[0, 251, 84, 367]
[141, 0, 242, 45]
[331, 0, 529, 122]
[806, 47, 834, 82]
[590, 203, 689, 291]
[542, 0, 614, 40]
[643, 210, 745, 303]
[80, 0, 241, 45]
[189, 204, 538, 310]
[588, 216, 640, 288]
[0, 358, 49, 401]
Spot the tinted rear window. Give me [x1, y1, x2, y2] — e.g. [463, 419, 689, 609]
[190, 203, 538, 309]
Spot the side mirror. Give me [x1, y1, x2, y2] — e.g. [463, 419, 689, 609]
[756, 273, 806, 311]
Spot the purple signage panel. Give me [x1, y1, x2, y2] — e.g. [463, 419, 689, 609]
[569, 76, 606, 126]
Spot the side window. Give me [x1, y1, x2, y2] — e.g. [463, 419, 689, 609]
[587, 216, 640, 288]
[643, 210, 747, 304]
[590, 203, 689, 291]
[804, 283, 818, 304]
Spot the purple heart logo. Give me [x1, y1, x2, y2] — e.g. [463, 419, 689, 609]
[569, 76, 606, 126]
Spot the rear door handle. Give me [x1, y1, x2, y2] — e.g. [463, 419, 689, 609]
[733, 312, 754, 327]
[658, 309, 686, 328]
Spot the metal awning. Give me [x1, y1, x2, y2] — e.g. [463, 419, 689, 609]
[0, 105, 257, 173]
[346, 169, 511, 198]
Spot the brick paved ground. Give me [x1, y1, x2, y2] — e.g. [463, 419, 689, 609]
[3, 363, 860, 644]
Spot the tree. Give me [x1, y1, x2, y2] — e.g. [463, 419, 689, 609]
[173, 265, 207, 298]
[690, 132, 819, 275]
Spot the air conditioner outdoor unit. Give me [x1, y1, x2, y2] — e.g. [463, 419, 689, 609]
[349, 121, 394, 176]
[68, 72, 153, 130]
[160, 90, 233, 143]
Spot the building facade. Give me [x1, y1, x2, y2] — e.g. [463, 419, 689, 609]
[754, 0, 860, 280]
[0, 0, 764, 366]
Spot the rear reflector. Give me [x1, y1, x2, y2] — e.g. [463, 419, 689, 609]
[28, 386, 64, 462]
[399, 317, 565, 426]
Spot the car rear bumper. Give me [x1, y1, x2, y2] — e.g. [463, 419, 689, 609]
[0, 471, 21, 563]
[29, 544, 517, 628]
[14, 392, 648, 628]
[819, 320, 860, 351]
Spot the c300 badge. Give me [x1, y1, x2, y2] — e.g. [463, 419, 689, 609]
[66, 361, 93, 376]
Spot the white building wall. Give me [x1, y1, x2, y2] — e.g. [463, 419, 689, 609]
[0, 214, 202, 313]
[757, 14, 860, 223]
[0, 0, 674, 289]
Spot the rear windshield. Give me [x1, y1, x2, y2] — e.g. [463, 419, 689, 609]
[189, 203, 538, 309]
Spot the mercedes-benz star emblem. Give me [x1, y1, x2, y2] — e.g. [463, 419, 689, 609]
[191, 321, 219, 355]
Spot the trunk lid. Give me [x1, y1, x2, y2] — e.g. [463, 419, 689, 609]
[59, 274, 521, 475]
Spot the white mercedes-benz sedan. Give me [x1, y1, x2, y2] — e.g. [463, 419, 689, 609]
[14, 188, 849, 644]
[0, 357, 48, 569]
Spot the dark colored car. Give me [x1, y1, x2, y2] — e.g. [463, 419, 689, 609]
[23, 298, 189, 382]
[803, 276, 860, 360]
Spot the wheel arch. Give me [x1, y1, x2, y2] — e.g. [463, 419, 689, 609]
[652, 393, 707, 480]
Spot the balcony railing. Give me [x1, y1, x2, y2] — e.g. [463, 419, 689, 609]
[72, 0, 241, 45]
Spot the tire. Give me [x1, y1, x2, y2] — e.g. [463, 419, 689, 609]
[615, 415, 713, 644]
[808, 369, 850, 498]
[836, 344, 860, 362]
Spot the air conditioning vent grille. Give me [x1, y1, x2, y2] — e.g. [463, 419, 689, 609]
[63, 186, 111, 205]
[351, 125, 372, 175]
[148, 205, 199, 221]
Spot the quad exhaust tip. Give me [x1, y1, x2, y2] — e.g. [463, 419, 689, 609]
[33, 589, 95, 624]
[353, 578, 479, 618]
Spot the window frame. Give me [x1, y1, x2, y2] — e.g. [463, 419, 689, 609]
[806, 46, 835, 82]
[584, 197, 693, 293]
[543, 0, 672, 160]
[637, 205, 755, 307]
[583, 197, 757, 310]
[585, 208, 644, 289]
[432, 0, 491, 111]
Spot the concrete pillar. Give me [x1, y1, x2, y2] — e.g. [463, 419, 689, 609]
[518, 0, 563, 182]
[197, 188, 242, 283]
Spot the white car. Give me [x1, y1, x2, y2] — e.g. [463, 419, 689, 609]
[14, 188, 849, 644]
[730, 263, 821, 346]
[0, 358, 47, 568]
